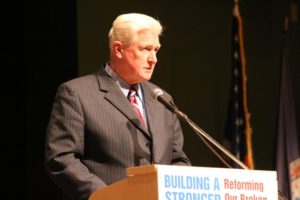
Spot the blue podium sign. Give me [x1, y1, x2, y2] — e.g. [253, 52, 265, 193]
[156, 165, 278, 200]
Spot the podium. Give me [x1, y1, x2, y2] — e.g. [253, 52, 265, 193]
[89, 164, 278, 200]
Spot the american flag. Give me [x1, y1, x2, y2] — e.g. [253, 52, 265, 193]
[224, 1, 254, 169]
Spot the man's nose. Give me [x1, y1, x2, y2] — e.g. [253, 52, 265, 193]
[148, 51, 157, 64]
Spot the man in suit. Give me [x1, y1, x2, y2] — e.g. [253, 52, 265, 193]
[44, 13, 191, 200]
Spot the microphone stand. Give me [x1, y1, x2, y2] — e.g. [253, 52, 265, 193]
[171, 108, 287, 200]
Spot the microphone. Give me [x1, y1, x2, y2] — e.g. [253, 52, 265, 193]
[151, 88, 187, 119]
[151, 88, 177, 112]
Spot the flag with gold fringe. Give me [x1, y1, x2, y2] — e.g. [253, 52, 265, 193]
[224, 0, 254, 169]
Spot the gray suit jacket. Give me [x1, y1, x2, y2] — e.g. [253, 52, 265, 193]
[45, 66, 191, 200]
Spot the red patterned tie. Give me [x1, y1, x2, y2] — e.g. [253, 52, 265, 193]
[128, 86, 145, 124]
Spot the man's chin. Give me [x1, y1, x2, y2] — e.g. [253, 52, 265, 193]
[135, 73, 153, 83]
[143, 75, 152, 81]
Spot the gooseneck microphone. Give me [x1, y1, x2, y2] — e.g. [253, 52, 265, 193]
[151, 88, 287, 200]
[151, 88, 247, 169]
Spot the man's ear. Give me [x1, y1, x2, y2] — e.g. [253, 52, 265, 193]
[112, 41, 123, 58]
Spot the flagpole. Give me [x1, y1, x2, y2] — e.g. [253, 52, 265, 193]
[234, 0, 255, 170]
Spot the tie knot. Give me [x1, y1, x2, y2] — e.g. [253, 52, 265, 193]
[128, 86, 137, 98]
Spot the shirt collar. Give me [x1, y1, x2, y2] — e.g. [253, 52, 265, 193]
[104, 63, 143, 100]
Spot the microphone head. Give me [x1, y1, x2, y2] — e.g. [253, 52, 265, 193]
[151, 88, 164, 101]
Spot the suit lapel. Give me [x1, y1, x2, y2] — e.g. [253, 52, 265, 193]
[97, 67, 149, 136]
[142, 82, 174, 164]
[141, 82, 161, 139]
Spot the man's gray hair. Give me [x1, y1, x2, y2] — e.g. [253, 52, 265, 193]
[108, 13, 163, 50]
